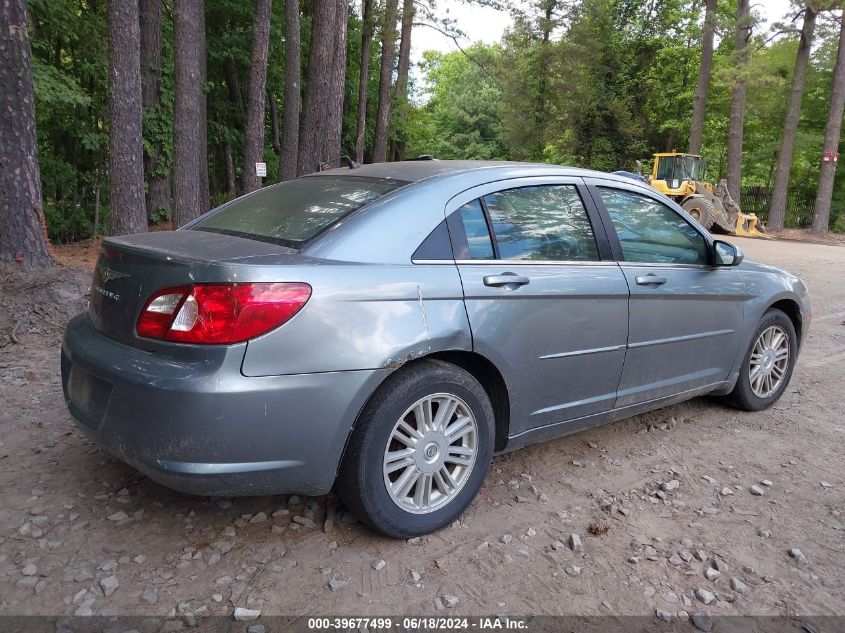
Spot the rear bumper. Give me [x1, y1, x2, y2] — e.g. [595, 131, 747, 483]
[61, 314, 390, 496]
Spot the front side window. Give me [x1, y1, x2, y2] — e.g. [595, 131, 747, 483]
[481, 185, 600, 261]
[191, 176, 406, 246]
[597, 187, 709, 265]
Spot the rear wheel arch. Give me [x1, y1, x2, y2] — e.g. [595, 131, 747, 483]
[335, 350, 511, 484]
[424, 351, 511, 451]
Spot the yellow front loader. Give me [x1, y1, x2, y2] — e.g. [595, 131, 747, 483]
[645, 153, 766, 238]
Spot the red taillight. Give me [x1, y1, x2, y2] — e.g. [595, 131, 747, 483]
[136, 283, 311, 344]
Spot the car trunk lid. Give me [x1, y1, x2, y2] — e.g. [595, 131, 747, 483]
[87, 230, 299, 348]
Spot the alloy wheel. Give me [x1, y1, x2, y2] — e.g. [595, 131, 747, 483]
[749, 325, 790, 398]
[382, 393, 478, 514]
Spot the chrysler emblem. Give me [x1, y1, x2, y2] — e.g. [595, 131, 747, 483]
[98, 265, 129, 284]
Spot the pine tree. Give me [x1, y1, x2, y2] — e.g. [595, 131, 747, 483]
[0, 0, 54, 269]
[371, 0, 399, 163]
[297, 0, 348, 175]
[172, 0, 208, 227]
[140, 0, 170, 220]
[107, 0, 146, 235]
[354, 0, 374, 164]
[768, 5, 818, 232]
[726, 0, 752, 203]
[811, 12, 845, 234]
[688, 0, 717, 155]
[279, 0, 301, 181]
[242, 0, 273, 193]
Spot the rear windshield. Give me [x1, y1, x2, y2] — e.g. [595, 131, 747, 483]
[189, 175, 407, 247]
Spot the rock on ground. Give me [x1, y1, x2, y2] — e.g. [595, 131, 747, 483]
[99, 575, 119, 597]
[233, 607, 261, 622]
[692, 611, 714, 632]
[789, 548, 808, 563]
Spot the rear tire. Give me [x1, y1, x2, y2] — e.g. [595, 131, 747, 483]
[726, 308, 797, 411]
[682, 197, 717, 230]
[337, 359, 495, 538]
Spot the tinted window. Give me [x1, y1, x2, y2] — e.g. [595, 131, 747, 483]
[482, 185, 599, 261]
[597, 187, 709, 265]
[191, 176, 406, 246]
[458, 199, 495, 260]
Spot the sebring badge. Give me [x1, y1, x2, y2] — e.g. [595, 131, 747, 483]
[98, 265, 129, 284]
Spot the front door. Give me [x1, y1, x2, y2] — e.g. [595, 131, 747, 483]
[587, 179, 747, 407]
[447, 178, 630, 436]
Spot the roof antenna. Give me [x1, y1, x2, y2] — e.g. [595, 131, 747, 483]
[319, 155, 361, 171]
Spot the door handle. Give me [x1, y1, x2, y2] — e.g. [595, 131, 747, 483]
[635, 274, 667, 286]
[483, 273, 530, 288]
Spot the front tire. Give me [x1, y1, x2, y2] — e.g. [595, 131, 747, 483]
[726, 308, 797, 411]
[337, 359, 495, 538]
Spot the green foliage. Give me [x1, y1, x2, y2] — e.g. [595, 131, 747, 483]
[409, 45, 509, 160]
[29, 0, 108, 242]
[407, 0, 844, 230]
[28, 0, 845, 240]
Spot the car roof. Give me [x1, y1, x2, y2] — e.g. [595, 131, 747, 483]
[300, 159, 666, 264]
[309, 159, 632, 185]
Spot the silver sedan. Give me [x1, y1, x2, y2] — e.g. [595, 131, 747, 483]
[61, 160, 810, 537]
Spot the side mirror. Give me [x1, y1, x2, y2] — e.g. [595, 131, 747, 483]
[713, 240, 744, 267]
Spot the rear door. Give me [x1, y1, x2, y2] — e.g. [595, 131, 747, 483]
[447, 177, 630, 436]
[585, 178, 747, 407]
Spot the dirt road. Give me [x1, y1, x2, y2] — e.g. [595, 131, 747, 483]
[0, 236, 843, 623]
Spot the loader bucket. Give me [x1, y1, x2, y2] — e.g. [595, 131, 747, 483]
[733, 212, 769, 238]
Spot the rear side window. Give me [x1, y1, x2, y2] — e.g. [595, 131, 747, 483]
[482, 185, 600, 261]
[458, 200, 495, 259]
[190, 176, 406, 247]
[597, 187, 709, 265]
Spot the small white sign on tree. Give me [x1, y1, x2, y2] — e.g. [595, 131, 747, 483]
[255, 162, 267, 178]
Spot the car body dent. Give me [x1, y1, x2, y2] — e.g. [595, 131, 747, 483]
[240, 263, 472, 377]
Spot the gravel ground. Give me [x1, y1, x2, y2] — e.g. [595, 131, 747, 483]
[0, 236, 843, 625]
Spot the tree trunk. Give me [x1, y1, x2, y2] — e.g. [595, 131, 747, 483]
[225, 57, 245, 117]
[688, 0, 716, 155]
[726, 0, 751, 204]
[532, 2, 555, 162]
[354, 0, 374, 164]
[767, 6, 817, 232]
[0, 0, 54, 269]
[173, 0, 208, 228]
[371, 0, 399, 163]
[269, 89, 282, 157]
[390, 0, 414, 161]
[93, 182, 101, 238]
[242, 0, 273, 194]
[199, 64, 209, 213]
[811, 14, 845, 234]
[140, 0, 170, 221]
[279, 0, 300, 181]
[224, 141, 237, 200]
[297, 0, 348, 175]
[108, 0, 146, 236]
[326, 1, 348, 159]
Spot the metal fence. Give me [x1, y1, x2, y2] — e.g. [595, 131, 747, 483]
[739, 186, 815, 228]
